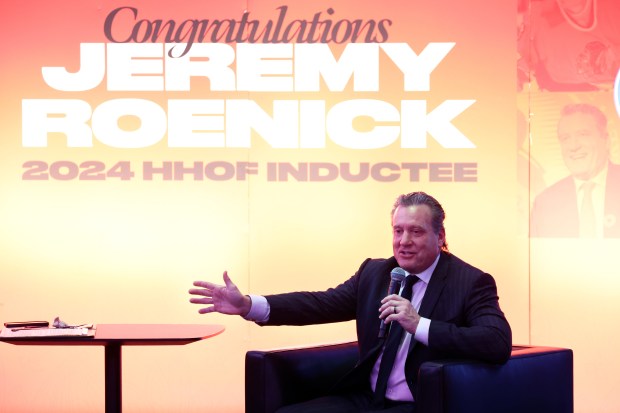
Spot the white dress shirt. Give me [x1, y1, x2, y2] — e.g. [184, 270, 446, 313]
[573, 164, 607, 239]
[369, 254, 438, 402]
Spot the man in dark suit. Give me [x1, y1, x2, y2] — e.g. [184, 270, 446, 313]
[190, 192, 512, 412]
[530, 103, 620, 238]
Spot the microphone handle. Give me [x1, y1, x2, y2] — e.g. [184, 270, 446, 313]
[378, 279, 402, 338]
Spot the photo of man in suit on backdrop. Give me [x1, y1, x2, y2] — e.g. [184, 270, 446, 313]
[530, 102, 620, 238]
[189, 192, 512, 413]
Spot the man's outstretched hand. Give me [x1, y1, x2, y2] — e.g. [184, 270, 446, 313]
[189, 271, 251, 316]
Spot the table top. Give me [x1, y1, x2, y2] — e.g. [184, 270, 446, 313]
[0, 324, 225, 346]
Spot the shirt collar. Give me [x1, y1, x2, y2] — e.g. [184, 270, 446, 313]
[573, 162, 608, 188]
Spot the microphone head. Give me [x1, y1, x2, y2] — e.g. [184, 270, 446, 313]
[390, 267, 406, 282]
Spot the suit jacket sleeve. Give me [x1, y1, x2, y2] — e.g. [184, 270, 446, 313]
[422, 254, 512, 364]
[260, 258, 370, 326]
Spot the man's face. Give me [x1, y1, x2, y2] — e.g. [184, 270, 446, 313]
[392, 204, 444, 274]
[558, 112, 609, 180]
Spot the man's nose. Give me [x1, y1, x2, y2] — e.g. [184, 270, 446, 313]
[400, 231, 413, 244]
[566, 135, 582, 150]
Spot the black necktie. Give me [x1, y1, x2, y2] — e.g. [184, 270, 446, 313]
[372, 274, 419, 407]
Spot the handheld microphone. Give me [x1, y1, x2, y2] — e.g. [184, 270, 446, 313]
[378, 267, 407, 338]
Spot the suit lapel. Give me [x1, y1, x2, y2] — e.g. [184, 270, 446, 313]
[407, 253, 449, 355]
[418, 252, 449, 319]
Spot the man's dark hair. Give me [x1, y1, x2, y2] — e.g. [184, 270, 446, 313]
[392, 191, 449, 252]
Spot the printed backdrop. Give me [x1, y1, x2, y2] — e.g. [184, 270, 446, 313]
[0, 1, 618, 412]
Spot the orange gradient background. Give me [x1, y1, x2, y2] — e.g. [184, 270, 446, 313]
[1, 1, 617, 412]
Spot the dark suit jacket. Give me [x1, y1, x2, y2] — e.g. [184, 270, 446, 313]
[530, 162, 620, 238]
[261, 252, 512, 398]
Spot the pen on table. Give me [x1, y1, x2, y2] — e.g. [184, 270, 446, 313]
[11, 326, 50, 332]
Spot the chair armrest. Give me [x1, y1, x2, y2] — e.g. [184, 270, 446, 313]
[416, 345, 574, 413]
[245, 341, 359, 413]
